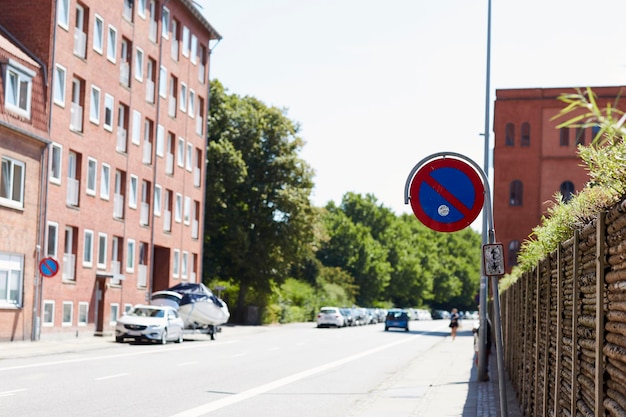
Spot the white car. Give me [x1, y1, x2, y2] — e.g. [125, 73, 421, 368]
[316, 306, 346, 328]
[115, 305, 185, 344]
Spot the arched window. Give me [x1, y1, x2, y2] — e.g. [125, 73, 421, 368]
[520, 123, 530, 147]
[575, 127, 585, 146]
[560, 128, 569, 146]
[508, 240, 520, 268]
[560, 181, 575, 203]
[505, 123, 515, 147]
[509, 180, 523, 206]
[591, 124, 601, 141]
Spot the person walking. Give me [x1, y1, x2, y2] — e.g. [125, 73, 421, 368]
[449, 308, 460, 340]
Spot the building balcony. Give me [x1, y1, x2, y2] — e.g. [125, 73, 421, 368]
[110, 260, 123, 285]
[192, 219, 199, 239]
[116, 128, 127, 153]
[168, 96, 176, 117]
[120, 62, 130, 87]
[198, 63, 205, 84]
[66, 177, 79, 207]
[194, 166, 201, 187]
[70, 103, 83, 132]
[164, 210, 172, 232]
[165, 152, 174, 175]
[146, 79, 155, 103]
[73, 30, 86, 59]
[137, 264, 147, 288]
[62, 253, 76, 281]
[142, 141, 152, 165]
[171, 42, 179, 61]
[113, 193, 124, 219]
[140, 202, 150, 226]
[196, 114, 203, 136]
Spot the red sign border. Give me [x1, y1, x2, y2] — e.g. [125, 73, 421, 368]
[39, 256, 59, 278]
[409, 158, 484, 233]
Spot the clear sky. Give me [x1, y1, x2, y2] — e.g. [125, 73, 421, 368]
[196, 0, 626, 230]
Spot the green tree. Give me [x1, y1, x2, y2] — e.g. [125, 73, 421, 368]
[204, 80, 317, 322]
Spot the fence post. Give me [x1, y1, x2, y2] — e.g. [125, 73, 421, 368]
[535, 261, 541, 417]
[555, 243, 563, 416]
[595, 213, 606, 417]
[571, 230, 580, 416]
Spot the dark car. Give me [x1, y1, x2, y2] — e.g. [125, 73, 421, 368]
[385, 309, 409, 332]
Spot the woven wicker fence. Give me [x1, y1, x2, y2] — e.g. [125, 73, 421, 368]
[501, 198, 626, 417]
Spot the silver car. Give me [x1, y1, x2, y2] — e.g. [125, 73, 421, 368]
[115, 305, 185, 344]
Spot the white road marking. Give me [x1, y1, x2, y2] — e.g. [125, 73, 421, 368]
[169, 332, 434, 417]
[95, 373, 128, 381]
[0, 340, 237, 372]
[0, 388, 28, 397]
[178, 361, 200, 366]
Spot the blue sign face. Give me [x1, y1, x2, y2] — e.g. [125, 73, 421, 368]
[39, 257, 59, 277]
[409, 158, 484, 233]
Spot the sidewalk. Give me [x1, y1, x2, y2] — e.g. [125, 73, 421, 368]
[0, 326, 522, 417]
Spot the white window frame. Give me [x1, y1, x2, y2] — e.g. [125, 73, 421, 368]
[188, 89, 195, 118]
[43, 300, 55, 326]
[93, 14, 104, 54]
[126, 239, 135, 273]
[190, 35, 198, 64]
[46, 221, 59, 258]
[0, 253, 23, 308]
[154, 184, 162, 216]
[181, 251, 188, 279]
[173, 249, 180, 278]
[183, 196, 191, 225]
[62, 301, 73, 326]
[134, 47, 144, 81]
[137, 0, 146, 18]
[89, 85, 101, 124]
[107, 25, 118, 63]
[50, 143, 63, 184]
[161, 7, 170, 39]
[158, 66, 167, 98]
[175, 193, 182, 223]
[132, 110, 141, 145]
[177, 137, 185, 167]
[156, 124, 165, 157]
[0, 156, 25, 209]
[97, 232, 108, 269]
[179, 82, 187, 113]
[53, 64, 67, 106]
[110, 304, 120, 326]
[5, 62, 34, 118]
[100, 163, 111, 200]
[182, 26, 190, 57]
[83, 229, 94, 267]
[129, 175, 138, 209]
[57, 0, 70, 30]
[86, 157, 97, 196]
[103, 94, 114, 131]
[78, 302, 89, 326]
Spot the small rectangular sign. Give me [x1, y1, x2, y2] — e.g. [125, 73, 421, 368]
[482, 243, 505, 276]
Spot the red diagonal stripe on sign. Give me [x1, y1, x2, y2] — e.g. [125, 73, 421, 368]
[422, 173, 471, 216]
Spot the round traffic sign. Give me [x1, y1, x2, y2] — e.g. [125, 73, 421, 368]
[409, 157, 484, 232]
[39, 257, 59, 278]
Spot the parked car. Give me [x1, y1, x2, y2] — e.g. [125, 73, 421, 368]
[115, 304, 185, 344]
[385, 309, 410, 332]
[415, 309, 433, 320]
[340, 308, 356, 326]
[317, 306, 346, 328]
[431, 309, 451, 320]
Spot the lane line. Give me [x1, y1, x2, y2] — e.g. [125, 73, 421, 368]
[170, 331, 441, 417]
[0, 388, 28, 397]
[95, 373, 129, 381]
[0, 340, 237, 372]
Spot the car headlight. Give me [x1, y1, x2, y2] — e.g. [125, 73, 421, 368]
[148, 324, 164, 329]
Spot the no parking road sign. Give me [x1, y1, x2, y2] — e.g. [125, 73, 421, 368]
[408, 157, 485, 233]
[39, 257, 59, 278]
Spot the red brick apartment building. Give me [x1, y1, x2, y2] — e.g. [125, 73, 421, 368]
[493, 86, 625, 274]
[0, 0, 220, 341]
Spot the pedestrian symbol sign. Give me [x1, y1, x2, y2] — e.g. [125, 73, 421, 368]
[408, 157, 484, 233]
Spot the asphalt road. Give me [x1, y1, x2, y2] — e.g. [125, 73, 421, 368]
[0, 320, 458, 417]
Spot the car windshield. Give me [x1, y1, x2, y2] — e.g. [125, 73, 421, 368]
[387, 311, 406, 319]
[130, 307, 165, 318]
[320, 309, 337, 314]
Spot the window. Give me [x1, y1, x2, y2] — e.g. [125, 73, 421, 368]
[117, 102, 130, 152]
[175, 193, 182, 223]
[132, 110, 142, 145]
[107, 25, 118, 63]
[154, 184, 162, 216]
[57, 0, 70, 29]
[100, 163, 110, 200]
[173, 249, 180, 277]
[135, 48, 144, 81]
[0, 156, 25, 208]
[183, 196, 191, 225]
[73, 4, 87, 58]
[50, 143, 62, 184]
[137, 0, 146, 18]
[97, 233, 108, 269]
[575, 127, 585, 146]
[505, 123, 514, 147]
[559, 128, 569, 147]
[86, 157, 97, 196]
[171, 19, 179, 60]
[146, 57, 156, 103]
[120, 38, 132, 88]
[520, 122, 530, 147]
[104, 94, 114, 131]
[159, 66, 167, 98]
[126, 239, 135, 273]
[161, 7, 170, 39]
[90, 85, 101, 124]
[0, 253, 23, 307]
[83, 229, 94, 267]
[143, 118, 154, 165]
[168, 75, 177, 117]
[181, 251, 188, 279]
[46, 222, 59, 258]
[156, 124, 165, 157]
[179, 82, 187, 112]
[177, 137, 185, 167]
[188, 89, 195, 118]
[123, 0, 134, 22]
[186, 143, 193, 171]
[93, 14, 104, 54]
[78, 302, 89, 325]
[54, 64, 67, 106]
[63, 226, 77, 281]
[110, 304, 119, 326]
[190, 35, 198, 64]
[509, 180, 523, 206]
[43, 301, 55, 325]
[129, 175, 138, 209]
[5, 63, 34, 117]
[507, 240, 520, 268]
[182, 26, 190, 57]
[560, 181, 575, 203]
[66, 151, 80, 207]
[62, 302, 73, 326]
[196, 96, 205, 136]
[70, 77, 85, 132]
[591, 124, 601, 141]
